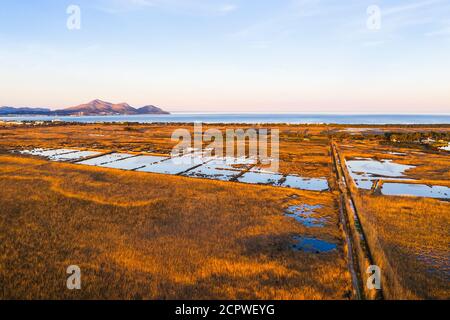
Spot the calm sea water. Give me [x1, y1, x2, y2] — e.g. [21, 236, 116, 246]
[2, 113, 450, 124]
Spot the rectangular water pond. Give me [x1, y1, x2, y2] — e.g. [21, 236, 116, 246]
[99, 155, 168, 170]
[279, 176, 329, 191]
[381, 183, 450, 199]
[237, 171, 284, 185]
[183, 165, 241, 181]
[78, 153, 135, 166]
[19, 148, 80, 158]
[137, 155, 206, 175]
[346, 157, 415, 190]
[49, 150, 102, 161]
[13, 148, 334, 193]
[183, 157, 254, 181]
[208, 157, 256, 170]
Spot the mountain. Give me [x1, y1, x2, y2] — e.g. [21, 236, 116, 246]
[61, 100, 140, 116]
[137, 105, 168, 114]
[56, 99, 170, 115]
[0, 107, 52, 115]
[0, 100, 170, 116]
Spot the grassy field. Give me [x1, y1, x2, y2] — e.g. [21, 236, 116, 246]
[357, 194, 449, 299]
[0, 123, 448, 299]
[337, 137, 450, 299]
[0, 123, 334, 178]
[338, 138, 450, 184]
[0, 154, 350, 299]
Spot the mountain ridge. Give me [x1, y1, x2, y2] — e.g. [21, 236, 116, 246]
[0, 99, 170, 116]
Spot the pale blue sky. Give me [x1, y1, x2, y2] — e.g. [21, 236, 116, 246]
[0, 0, 449, 112]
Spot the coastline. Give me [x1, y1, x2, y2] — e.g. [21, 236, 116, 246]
[2, 113, 450, 125]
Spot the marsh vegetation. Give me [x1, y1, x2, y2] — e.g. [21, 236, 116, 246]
[0, 123, 448, 299]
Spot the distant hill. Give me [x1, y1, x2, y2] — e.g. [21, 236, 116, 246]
[0, 99, 170, 116]
[0, 107, 52, 115]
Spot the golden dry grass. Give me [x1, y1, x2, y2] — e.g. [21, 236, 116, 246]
[0, 154, 351, 300]
[336, 139, 450, 299]
[357, 195, 450, 299]
[1, 123, 449, 300]
[0, 123, 333, 178]
[339, 138, 450, 184]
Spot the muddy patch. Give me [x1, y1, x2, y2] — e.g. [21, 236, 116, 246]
[183, 166, 241, 181]
[183, 157, 253, 181]
[386, 151, 407, 156]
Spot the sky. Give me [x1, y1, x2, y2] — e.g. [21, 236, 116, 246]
[0, 0, 449, 113]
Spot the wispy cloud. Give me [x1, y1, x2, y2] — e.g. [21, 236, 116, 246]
[383, 0, 444, 16]
[382, 0, 448, 27]
[218, 4, 237, 14]
[229, 0, 325, 42]
[99, 0, 238, 15]
[336, 0, 450, 46]
[426, 23, 450, 36]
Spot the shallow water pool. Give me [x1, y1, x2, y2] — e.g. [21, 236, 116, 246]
[292, 236, 337, 253]
[49, 150, 102, 161]
[78, 153, 135, 166]
[346, 157, 416, 190]
[237, 171, 283, 185]
[279, 176, 329, 191]
[381, 183, 450, 199]
[101, 155, 168, 170]
[285, 204, 326, 227]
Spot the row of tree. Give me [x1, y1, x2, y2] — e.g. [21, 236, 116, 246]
[384, 132, 450, 143]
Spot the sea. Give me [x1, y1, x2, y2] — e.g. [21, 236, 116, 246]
[1, 113, 450, 125]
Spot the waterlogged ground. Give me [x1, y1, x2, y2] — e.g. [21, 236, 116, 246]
[346, 157, 415, 190]
[345, 156, 450, 199]
[440, 143, 450, 151]
[292, 237, 337, 253]
[0, 153, 350, 299]
[381, 183, 450, 199]
[0, 123, 449, 299]
[13, 148, 330, 192]
[79, 153, 137, 166]
[285, 204, 326, 228]
[18, 147, 450, 199]
[339, 138, 450, 298]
